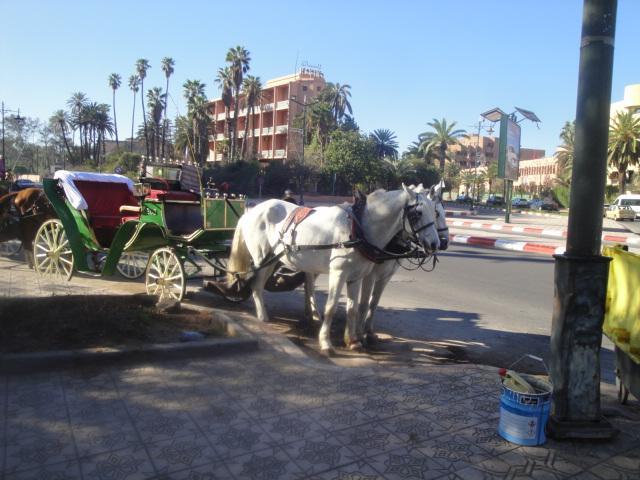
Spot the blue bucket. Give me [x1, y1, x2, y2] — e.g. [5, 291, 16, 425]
[498, 379, 551, 446]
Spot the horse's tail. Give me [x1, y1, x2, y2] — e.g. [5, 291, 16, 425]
[0, 192, 18, 215]
[227, 222, 253, 284]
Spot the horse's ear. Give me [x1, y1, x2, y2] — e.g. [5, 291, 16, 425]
[354, 189, 366, 203]
[429, 185, 437, 198]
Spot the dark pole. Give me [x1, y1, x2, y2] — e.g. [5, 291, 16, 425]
[1, 102, 5, 178]
[300, 102, 305, 205]
[547, 0, 618, 440]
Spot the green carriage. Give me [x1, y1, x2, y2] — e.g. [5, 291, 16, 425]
[33, 168, 245, 301]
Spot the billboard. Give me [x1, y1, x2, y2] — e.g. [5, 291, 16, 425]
[498, 115, 521, 181]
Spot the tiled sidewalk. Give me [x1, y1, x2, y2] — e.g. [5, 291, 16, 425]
[3, 346, 640, 480]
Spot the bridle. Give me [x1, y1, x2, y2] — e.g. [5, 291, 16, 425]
[398, 195, 441, 271]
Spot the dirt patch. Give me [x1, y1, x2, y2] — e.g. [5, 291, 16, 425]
[0, 295, 226, 353]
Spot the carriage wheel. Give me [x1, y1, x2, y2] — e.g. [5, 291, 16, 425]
[145, 248, 185, 302]
[616, 375, 630, 405]
[33, 219, 74, 280]
[0, 240, 22, 257]
[117, 251, 149, 279]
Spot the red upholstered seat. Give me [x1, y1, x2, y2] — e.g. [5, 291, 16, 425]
[73, 180, 138, 247]
[147, 189, 200, 202]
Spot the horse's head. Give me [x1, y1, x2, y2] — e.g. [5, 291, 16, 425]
[414, 182, 449, 250]
[401, 183, 440, 254]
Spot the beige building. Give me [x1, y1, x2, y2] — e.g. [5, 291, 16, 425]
[515, 156, 558, 192]
[608, 84, 640, 188]
[450, 134, 544, 169]
[206, 67, 326, 164]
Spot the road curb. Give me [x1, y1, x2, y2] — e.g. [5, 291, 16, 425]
[451, 234, 565, 256]
[0, 312, 259, 374]
[449, 219, 640, 247]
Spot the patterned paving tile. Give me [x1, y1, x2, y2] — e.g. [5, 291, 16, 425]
[4, 432, 77, 476]
[224, 446, 305, 480]
[205, 420, 273, 460]
[424, 403, 491, 433]
[72, 423, 141, 459]
[335, 422, 408, 458]
[366, 447, 450, 480]
[147, 435, 218, 476]
[453, 421, 519, 457]
[66, 398, 130, 428]
[307, 461, 385, 479]
[8, 459, 83, 480]
[306, 402, 375, 432]
[133, 412, 201, 444]
[153, 461, 232, 480]
[189, 400, 254, 432]
[282, 435, 355, 477]
[382, 411, 449, 446]
[240, 394, 290, 420]
[571, 444, 640, 480]
[417, 433, 494, 473]
[80, 445, 157, 480]
[486, 445, 585, 479]
[259, 411, 328, 445]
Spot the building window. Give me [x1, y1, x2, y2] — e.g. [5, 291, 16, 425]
[317, 86, 321, 91]
[302, 86, 308, 91]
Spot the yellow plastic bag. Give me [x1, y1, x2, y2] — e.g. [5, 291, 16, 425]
[603, 246, 640, 364]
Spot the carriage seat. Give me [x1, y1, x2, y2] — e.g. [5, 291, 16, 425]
[73, 180, 139, 246]
[147, 189, 200, 202]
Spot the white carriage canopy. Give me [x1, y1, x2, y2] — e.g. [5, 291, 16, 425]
[54, 171, 135, 210]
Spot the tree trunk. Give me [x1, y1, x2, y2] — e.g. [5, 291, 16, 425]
[130, 91, 136, 152]
[161, 76, 170, 159]
[242, 101, 251, 159]
[141, 80, 148, 159]
[112, 90, 119, 150]
[619, 167, 626, 194]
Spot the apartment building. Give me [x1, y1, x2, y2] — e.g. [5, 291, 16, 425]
[515, 156, 559, 191]
[207, 67, 326, 163]
[450, 134, 544, 169]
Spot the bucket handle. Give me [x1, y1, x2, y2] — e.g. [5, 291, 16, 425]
[509, 354, 549, 375]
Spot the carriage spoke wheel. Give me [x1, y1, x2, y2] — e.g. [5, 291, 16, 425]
[117, 251, 149, 279]
[145, 248, 185, 302]
[0, 240, 22, 257]
[33, 219, 74, 280]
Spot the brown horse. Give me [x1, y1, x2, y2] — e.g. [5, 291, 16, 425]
[0, 188, 55, 265]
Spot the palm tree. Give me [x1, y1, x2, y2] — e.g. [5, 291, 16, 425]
[107, 73, 122, 150]
[609, 110, 640, 194]
[147, 87, 166, 159]
[135, 58, 151, 158]
[94, 104, 114, 168]
[486, 160, 499, 195]
[555, 121, 575, 186]
[160, 57, 175, 158]
[241, 75, 262, 158]
[370, 129, 399, 159]
[383, 157, 415, 189]
[308, 102, 335, 165]
[225, 46, 251, 161]
[325, 83, 352, 122]
[66, 92, 88, 161]
[419, 118, 467, 172]
[215, 67, 234, 160]
[128, 75, 139, 152]
[50, 110, 74, 165]
[183, 80, 208, 165]
[460, 170, 476, 197]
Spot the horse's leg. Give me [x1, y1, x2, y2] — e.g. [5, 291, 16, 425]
[344, 279, 363, 350]
[358, 273, 376, 345]
[251, 264, 277, 323]
[319, 271, 346, 355]
[363, 268, 396, 344]
[304, 273, 322, 324]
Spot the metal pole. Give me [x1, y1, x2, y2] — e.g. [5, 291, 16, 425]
[300, 102, 305, 205]
[547, 0, 618, 440]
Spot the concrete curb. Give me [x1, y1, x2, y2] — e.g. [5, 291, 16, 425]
[0, 311, 259, 374]
[451, 233, 564, 256]
[449, 219, 640, 247]
[444, 210, 479, 217]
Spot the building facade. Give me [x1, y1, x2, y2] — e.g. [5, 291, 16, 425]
[206, 68, 326, 164]
[515, 156, 558, 192]
[450, 134, 545, 169]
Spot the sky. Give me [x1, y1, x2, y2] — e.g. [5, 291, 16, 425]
[1, 0, 638, 157]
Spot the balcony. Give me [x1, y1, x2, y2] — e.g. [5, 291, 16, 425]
[238, 130, 246, 138]
[274, 149, 286, 158]
[208, 135, 216, 142]
[262, 127, 274, 135]
[276, 100, 289, 110]
[261, 150, 273, 159]
[216, 112, 226, 121]
[216, 133, 225, 141]
[275, 125, 288, 134]
[261, 103, 274, 112]
[253, 129, 261, 137]
[215, 153, 224, 161]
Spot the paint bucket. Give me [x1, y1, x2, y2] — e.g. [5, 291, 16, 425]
[497, 355, 552, 446]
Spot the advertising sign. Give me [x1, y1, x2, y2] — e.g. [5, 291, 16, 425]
[498, 115, 521, 181]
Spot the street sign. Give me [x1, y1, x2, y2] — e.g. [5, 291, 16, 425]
[498, 115, 521, 181]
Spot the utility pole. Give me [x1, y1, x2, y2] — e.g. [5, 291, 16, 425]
[547, 0, 618, 440]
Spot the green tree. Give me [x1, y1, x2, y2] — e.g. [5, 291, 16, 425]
[241, 75, 262, 159]
[382, 157, 415, 189]
[444, 161, 461, 199]
[182, 79, 208, 166]
[324, 130, 379, 192]
[555, 121, 575, 186]
[215, 66, 234, 160]
[419, 118, 467, 172]
[325, 83, 352, 122]
[160, 57, 175, 158]
[225, 46, 251, 161]
[67, 92, 88, 160]
[608, 110, 640, 194]
[135, 58, 151, 158]
[146, 87, 166, 159]
[128, 75, 139, 152]
[108, 73, 122, 150]
[308, 102, 336, 165]
[486, 160, 499, 195]
[50, 110, 74, 165]
[370, 129, 399, 159]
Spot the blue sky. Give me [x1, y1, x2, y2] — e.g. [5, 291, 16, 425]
[1, 0, 638, 156]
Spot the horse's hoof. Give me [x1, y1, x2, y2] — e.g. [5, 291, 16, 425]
[347, 340, 364, 352]
[321, 347, 336, 357]
[365, 333, 380, 345]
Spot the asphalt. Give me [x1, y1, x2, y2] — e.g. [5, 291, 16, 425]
[1, 256, 640, 479]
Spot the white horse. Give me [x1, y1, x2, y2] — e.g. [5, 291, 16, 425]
[227, 185, 441, 354]
[354, 183, 449, 346]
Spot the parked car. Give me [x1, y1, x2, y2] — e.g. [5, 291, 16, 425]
[511, 197, 530, 208]
[485, 195, 505, 207]
[610, 194, 640, 218]
[456, 194, 473, 204]
[605, 204, 635, 221]
[531, 199, 559, 211]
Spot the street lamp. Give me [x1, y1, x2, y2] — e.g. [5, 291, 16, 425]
[1, 102, 24, 180]
[289, 95, 318, 205]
